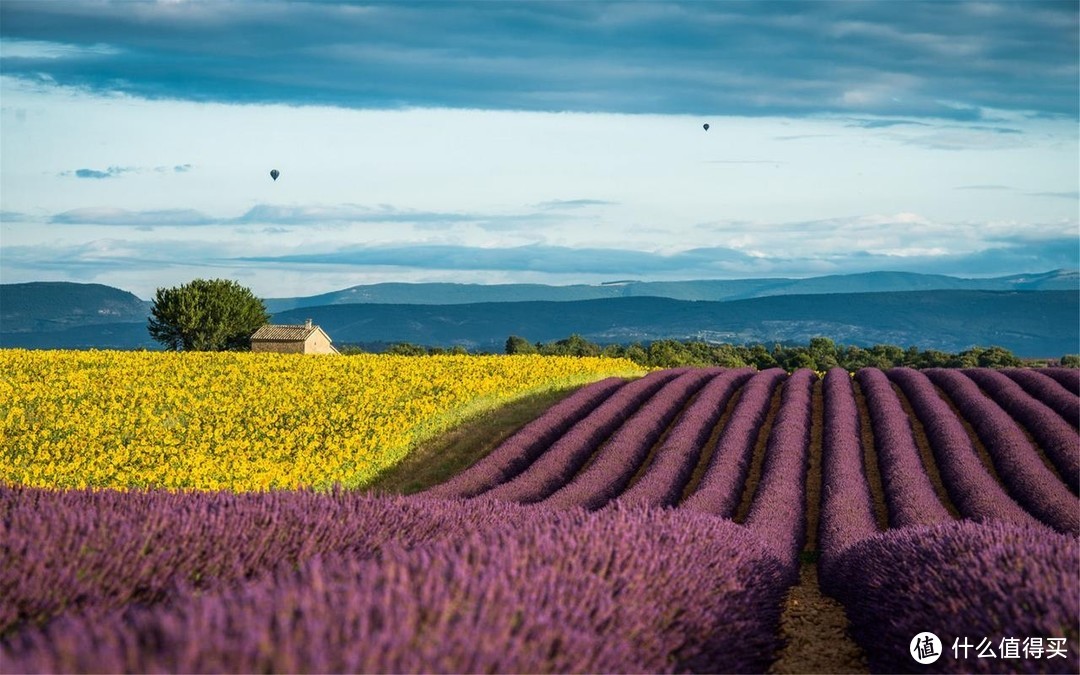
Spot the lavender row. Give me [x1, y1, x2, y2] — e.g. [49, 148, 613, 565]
[541, 369, 719, 510]
[742, 368, 815, 575]
[0, 486, 534, 635]
[618, 368, 754, 508]
[817, 367, 880, 562]
[855, 368, 953, 528]
[425, 377, 628, 499]
[820, 520, 1079, 673]
[477, 368, 685, 503]
[924, 368, 1079, 536]
[962, 368, 1080, 494]
[1, 497, 791, 674]
[886, 368, 1045, 529]
[1038, 367, 1080, 395]
[1004, 368, 1080, 428]
[680, 368, 788, 517]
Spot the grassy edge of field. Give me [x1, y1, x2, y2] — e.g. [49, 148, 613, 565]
[359, 372, 644, 495]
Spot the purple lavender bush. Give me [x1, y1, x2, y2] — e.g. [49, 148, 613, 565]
[855, 368, 953, 528]
[2, 500, 791, 674]
[742, 368, 815, 575]
[618, 368, 753, 508]
[818, 367, 880, 577]
[0, 486, 531, 635]
[886, 368, 1043, 529]
[962, 368, 1079, 494]
[925, 369, 1079, 536]
[680, 368, 787, 516]
[425, 376, 628, 498]
[478, 369, 683, 504]
[1003, 368, 1080, 428]
[542, 369, 717, 510]
[821, 520, 1079, 674]
[1038, 367, 1080, 396]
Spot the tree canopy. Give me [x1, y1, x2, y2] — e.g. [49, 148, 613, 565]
[501, 334, 1030, 371]
[147, 279, 269, 351]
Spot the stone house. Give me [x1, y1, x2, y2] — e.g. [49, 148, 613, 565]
[250, 319, 339, 354]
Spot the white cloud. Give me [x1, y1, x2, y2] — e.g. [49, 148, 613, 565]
[0, 39, 122, 60]
[1, 73, 1076, 296]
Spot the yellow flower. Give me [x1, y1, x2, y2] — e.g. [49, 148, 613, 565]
[0, 350, 642, 491]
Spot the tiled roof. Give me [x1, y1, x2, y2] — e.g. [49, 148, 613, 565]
[250, 324, 319, 342]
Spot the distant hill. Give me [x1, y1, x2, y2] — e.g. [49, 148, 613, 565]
[2, 275, 1077, 357]
[0, 282, 151, 333]
[263, 269, 1079, 311]
[0, 322, 159, 350]
[267, 290, 1079, 358]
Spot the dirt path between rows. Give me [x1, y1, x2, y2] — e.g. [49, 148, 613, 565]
[770, 563, 870, 673]
[769, 378, 869, 673]
[382, 376, 874, 672]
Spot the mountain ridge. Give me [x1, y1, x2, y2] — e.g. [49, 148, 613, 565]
[267, 290, 1078, 357]
[261, 269, 1079, 311]
[3, 285, 1075, 358]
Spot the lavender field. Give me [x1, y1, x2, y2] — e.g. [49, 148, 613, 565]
[3, 367, 1078, 673]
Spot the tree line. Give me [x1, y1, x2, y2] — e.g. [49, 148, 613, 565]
[145, 278, 1077, 369]
[360, 334, 1078, 371]
[509, 334, 1046, 370]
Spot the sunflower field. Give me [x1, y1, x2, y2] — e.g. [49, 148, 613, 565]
[0, 350, 642, 491]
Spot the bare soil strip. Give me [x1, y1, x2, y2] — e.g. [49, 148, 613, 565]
[1020, 425, 1072, 489]
[933, 383, 1008, 487]
[994, 399, 1072, 489]
[734, 383, 785, 523]
[852, 380, 890, 530]
[375, 370, 874, 674]
[622, 384, 707, 494]
[964, 374, 1072, 490]
[890, 382, 961, 518]
[769, 564, 870, 674]
[679, 385, 745, 504]
[769, 378, 869, 674]
[804, 378, 824, 554]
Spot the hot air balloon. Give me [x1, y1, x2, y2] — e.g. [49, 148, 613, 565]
[703, 123, 710, 131]
[270, 169, 280, 181]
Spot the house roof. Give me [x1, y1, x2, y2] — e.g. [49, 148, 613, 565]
[250, 323, 322, 342]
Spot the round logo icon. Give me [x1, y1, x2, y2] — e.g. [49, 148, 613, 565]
[910, 632, 943, 664]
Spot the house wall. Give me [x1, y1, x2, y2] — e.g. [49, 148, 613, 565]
[303, 332, 336, 354]
[251, 340, 306, 354]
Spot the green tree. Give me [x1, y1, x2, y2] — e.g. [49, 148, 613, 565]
[601, 343, 627, 359]
[647, 340, 689, 368]
[747, 344, 778, 370]
[869, 344, 905, 368]
[1061, 354, 1080, 368]
[707, 343, 749, 368]
[622, 343, 648, 366]
[807, 336, 840, 370]
[505, 335, 538, 355]
[838, 345, 873, 370]
[541, 334, 600, 357]
[147, 278, 269, 351]
[973, 345, 1020, 368]
[952, 347, 985, 367]
[916, 349, 952, 368]
[386, 342, 429, 356]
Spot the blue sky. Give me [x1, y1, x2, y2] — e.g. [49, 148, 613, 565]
[1, 0, 1077, 299]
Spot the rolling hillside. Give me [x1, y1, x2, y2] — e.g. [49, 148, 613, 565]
[271, 290, 1077, 357]
[2, 277, 1077, 356]
[0, 282, 151, 333]
[263, 269, 1079, 311]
